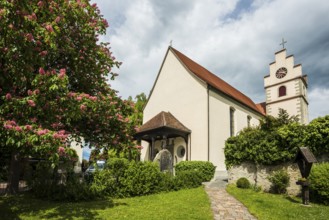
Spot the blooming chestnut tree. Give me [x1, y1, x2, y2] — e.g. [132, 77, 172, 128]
[0, 0, 135, 193]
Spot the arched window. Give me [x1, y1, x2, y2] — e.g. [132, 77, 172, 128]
[247, 115, 252, 128]
[279, 86, 286, 97]
[230, 107, 235, 137]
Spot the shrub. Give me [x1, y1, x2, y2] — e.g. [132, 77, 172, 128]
[173, 170, 204, 189]
[268, 169, 290, 194]
[29, 163, 103, 201]
[236, 177, 251, 189]
[98, 159, 173, 198]
[122, 161, 167, 197]
[175, 161, 216, 182]
[309, 163, 329, 205]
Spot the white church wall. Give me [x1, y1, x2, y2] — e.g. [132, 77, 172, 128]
[209, 90, 262, 171]
[267, 99, 299, 117]
[142, 50, 208, 162]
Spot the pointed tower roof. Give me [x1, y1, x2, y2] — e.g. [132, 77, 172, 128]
[170, 47, 264, 115]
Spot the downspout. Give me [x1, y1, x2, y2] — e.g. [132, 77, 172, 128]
[207, 85, 210, 161]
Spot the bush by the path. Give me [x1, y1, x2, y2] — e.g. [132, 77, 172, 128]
[91, 159, 216, 198]
[236, 177, 251, 189]
[309, 163, 329, 205]
[175, 161, 216, 182]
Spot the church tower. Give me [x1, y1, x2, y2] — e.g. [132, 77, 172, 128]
[264, 49, 309, 124]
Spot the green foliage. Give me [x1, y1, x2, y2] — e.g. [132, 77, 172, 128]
[122, 161, 167, 196]
[0, 188, 213, 220]
[29, 162, 103, 201]
[92, 159, 172, 198]
[267, 170, 290, 194]
[128, 93, 147, 127]
[309, 163, 329, 205]
[224, 109, 326, 168]
[175, 161, 216, 182]
[236, 177, 251, 189]
[89, 159, 209, 198]
[304, 115, 329, 155]
[174, 170, 204, 189]
[0, 0, 136, 194]
[227, 184, 329, 220]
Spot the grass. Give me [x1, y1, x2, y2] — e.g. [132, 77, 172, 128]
[0, 187, 213, 220]
[226, 184, 329, 220]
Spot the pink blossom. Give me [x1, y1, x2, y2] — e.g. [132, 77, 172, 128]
[4, 124, 13, 130]
[60, 68, 66, 75]
[39, 67, 45, 75]
[39, 50, 48, 57]
[136, 145, 143, 149]
[45, 24, 54, 32]
[5, 93, 12, 100]
[30, 117, 37, 123]
[25, 125, 32, 130]
[68, 92, 76, 97]
[80, 104, 86, 111]
[34, 89, 40, 95]
[53, 132, 68, 140]
[37, 1, 43, 8]
[15, 126, 22, 132]
[27, 90, 33, 96]
[102, 19, 109, 28]
[27, 100, 36, 107]
[59, 68, 66, 78]
[31, 13, 37, 20]
[76, 96, 82, 101]
[25, 33, 34, 42]
[55, 16, 61, 23]
[37, 129, 49, 136]
[89, 96, 97, 101]
[58, 146, 65, 156]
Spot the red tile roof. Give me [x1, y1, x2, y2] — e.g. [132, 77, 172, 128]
[137, 111, 191, 133]
[256, 102, 266, 115]
[170, 47, 265, 115]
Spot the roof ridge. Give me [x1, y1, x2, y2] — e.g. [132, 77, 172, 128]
[162, 111, 167, 126]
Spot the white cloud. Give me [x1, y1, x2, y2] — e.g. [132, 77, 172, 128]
[308, 88, 329, 120]
[93, 0, 329, 119]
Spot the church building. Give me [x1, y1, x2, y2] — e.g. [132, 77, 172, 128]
[135, 46, 308, 172]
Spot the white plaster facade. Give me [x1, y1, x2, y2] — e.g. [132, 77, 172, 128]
[141, 48, 263, 171]
[141, 49, 208, 164]
[140, 47, 309, 172]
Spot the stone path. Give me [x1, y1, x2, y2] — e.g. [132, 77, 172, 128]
[204, 177, 257, 220]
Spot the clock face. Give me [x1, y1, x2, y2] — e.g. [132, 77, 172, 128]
[276, 67, 287, 79]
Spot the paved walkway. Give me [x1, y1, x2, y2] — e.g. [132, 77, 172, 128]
[204, 177, 257, 220]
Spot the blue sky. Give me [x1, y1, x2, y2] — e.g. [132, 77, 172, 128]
[92, 0, 329, 120]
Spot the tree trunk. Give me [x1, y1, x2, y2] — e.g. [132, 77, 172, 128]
[6, 151, 21, 194]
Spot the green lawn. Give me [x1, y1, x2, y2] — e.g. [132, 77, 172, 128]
[226, 185, 329, 220]
[0, 187, 213, 220]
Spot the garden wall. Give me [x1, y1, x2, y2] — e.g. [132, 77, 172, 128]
[228, 162, 301, 195]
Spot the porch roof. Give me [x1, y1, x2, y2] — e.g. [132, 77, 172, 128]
[134, 111, 191, 142]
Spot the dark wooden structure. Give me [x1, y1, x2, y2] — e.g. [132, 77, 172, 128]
[134, 111, 191, 161]
[294, 147, 317, 205]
